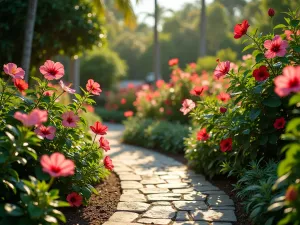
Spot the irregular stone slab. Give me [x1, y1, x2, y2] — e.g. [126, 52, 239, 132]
[119, 174, 142, 181]
[121, 181, 143, 189]
[157, 183, 189, 189]
[120, 194, 147, 202]
[152, 201, 171, 206]
[176, 211, 190, 221]
[123, 189, 139, 194]
[184, 193, 207, 201]
[207, 195, 234, 207]
[172, 188, 195, 194]
[192, 210, 237, 222]
[167, 179, 183, 183]
[142, 175, 160, 179]
[139, 188, 169, 194]
[109, 212, 139, 222]
[154, 171, 168, 175]
[117, 202, 150, 212]
[141, 179, 166, 184]
[103, 222, 141, 225]
[147, 193, 182, 201]
[173, 201, 208, 210]
[143, 206, 176, 219]
[137, 218, 171, 224]
[145, 184, 156, 188]
[160, 175, 181, 180]
[194, 185, 220, 192]
[114, 166, 132, 172]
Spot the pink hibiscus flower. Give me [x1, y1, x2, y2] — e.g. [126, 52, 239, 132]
[35, 125, 56, 140]
[264, 35, 288, 59]
[86, 79, 102, 95]
[274, 66, 300, 97]
[214, 60, 231, 79]
[3, 63, 25, 79]
[14, 109, 48, 127]
[40, 152, 75, 177]
[62, 111, 80, 128]
[39, 60, 64, 80]
[180, 99, 195, 115]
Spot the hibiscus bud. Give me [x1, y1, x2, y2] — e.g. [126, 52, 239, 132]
[220, 107, 227, 113]
[268, 8, 275, 17]
[285, 185, 298, 202]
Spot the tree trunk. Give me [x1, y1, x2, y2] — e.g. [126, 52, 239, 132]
[153, 0, 161, 80]
[70, 58, 80, 93]
[199, 0, 206, 57]
[21, 0, 38, 82]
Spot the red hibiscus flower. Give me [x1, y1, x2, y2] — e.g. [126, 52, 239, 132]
[274, 66, 300, 97]
[217, 93, 231, 102]
[14, 79, 28, 94]
[234, 20, 250, 39]
[86, 79, 102, 95]
[35, 125, 56, 140]
[197, 128, 210, 141]
[124, 111, 134, 117]
[214, 60, 230, 79]
[3, 63, 25, 79]
[40, 152, 75, 177]
[99, 136, 110, 151]
[190, 86, 204, 96]
[62, 111, 79, 128]
[220, 107, 227, 113]
[274, 117, 286, 130]
[189, 62, 197, 69]
[67, 192, 83, 207]
[120, 98, 127, 105]
[169, 58, 179, 67]
[264, 35, 288, 59]
[285, 185, 298, 202]
[253, 66, 270, 81]
[220, 138, 233, 152]
[90, 121, 108, 135]
[104, 156, 114, 171]
[14, 109, 48, 127]
[39, 60, 64, 80]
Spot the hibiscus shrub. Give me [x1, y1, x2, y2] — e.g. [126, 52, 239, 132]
[0, 61, 114, 224]
[123, 117, 189, 153]
[134, 61, 229, 124]
[184, 10, 300, 178]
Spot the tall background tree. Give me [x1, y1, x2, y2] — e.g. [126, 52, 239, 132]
[22, 0, 38, 81]
[199, 0, 206, 57]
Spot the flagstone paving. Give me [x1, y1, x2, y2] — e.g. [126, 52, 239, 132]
[103, 123, 236, 225]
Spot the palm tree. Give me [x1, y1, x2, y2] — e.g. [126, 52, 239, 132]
[141, 3, 173, 81]
[93, 0, 140, 29]
[22, 0, 38, 82]
[199, 0, 207, 57]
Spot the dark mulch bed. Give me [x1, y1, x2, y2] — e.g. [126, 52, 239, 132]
[62, 172, 121, 225]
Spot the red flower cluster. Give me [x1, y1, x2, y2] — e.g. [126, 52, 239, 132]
[104, 156, 114, 170]
[169, 58, 179, 67]
[273, 117, 286, 130]
[67, 192, 83, 207]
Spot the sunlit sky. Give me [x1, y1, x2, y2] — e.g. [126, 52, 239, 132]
[133, 0, 213, 25]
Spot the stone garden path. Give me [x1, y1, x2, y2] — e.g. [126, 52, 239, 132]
[103, 123, 237, 225]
